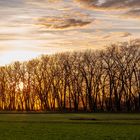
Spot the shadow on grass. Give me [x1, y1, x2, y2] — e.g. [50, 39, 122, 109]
[0, 120, 139, 126]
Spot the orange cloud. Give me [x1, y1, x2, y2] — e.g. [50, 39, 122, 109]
[75, 0, 140, 10]
[103, 32, 132, 39]
[123, 9, 140, 19]
[36, 17, 92, 30]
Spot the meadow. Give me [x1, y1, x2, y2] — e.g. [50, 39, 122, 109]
[0, 113, 139, 140]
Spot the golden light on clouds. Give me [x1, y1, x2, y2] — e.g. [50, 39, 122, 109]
[0, 0, 140, 65]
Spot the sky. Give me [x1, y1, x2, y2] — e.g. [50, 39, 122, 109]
[0, 0, 140, 65]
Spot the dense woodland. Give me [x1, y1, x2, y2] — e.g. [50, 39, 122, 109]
[0, 41, 140, 112]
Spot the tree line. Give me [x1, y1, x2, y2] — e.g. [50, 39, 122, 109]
[0, 41, 140, 112]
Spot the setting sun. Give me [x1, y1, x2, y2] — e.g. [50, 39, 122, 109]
[18, 82, 24, 91]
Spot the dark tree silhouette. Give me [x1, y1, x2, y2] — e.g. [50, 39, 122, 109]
[0, 41, 139, 112]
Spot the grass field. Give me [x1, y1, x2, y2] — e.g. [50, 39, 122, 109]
[0, 113, 139, 140]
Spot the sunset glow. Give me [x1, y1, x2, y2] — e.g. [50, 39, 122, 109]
[0, 51, 41, 66]
[0, 0, 140, 65]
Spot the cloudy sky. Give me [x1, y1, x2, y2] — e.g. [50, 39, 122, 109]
[0, 0, 140, 65]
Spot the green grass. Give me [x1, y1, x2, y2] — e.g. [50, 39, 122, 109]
[0, 113, 139, 140]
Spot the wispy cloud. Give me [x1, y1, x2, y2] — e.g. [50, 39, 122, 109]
[74, 0, 140, 20]
[0, 0, 140, 65]
[103, 32, 132, 39]
[75, 0, 140, 10]
[123, 9, 140, 19]
[36, 17, 92, 30]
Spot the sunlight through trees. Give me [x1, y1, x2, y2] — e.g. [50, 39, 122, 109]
[0, 41, 139, 112]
